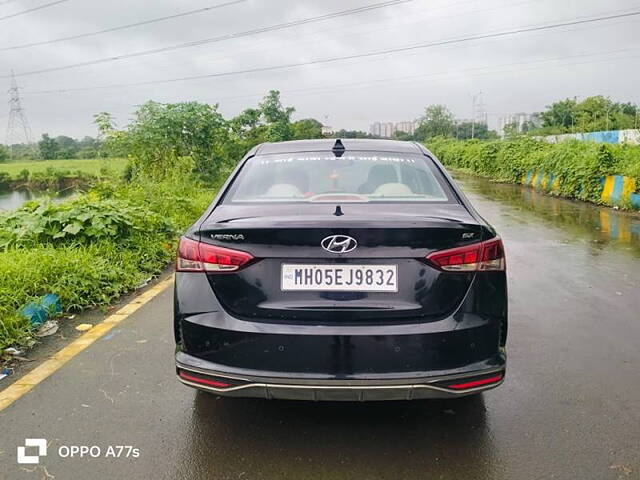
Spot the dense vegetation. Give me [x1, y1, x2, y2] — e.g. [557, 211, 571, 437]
[0, 181, 216, 349]
[428, 137, 640, 207]
[0, 135, 102, 161]
[532, 96, 639, 135]
[395, 104, 498, 141]
[390, 95, 639, 141]
[0, 90, 314, 351]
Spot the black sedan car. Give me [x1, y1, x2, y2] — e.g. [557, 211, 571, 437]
[174, 139, 507, 401]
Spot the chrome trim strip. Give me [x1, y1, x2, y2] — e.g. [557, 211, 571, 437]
[177, 377, 504, 395]
[176, 364, 505, 395]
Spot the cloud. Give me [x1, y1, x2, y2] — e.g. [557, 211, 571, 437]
[1, 0, 638, 138]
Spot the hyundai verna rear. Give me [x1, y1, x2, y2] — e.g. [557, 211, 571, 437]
[174, 139, 507, 401]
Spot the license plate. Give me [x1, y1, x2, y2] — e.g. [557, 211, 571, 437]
[281, 264, 398, 292]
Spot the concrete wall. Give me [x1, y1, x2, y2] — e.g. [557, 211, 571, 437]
[522, 171, 640, 210]
[543, 129, 640, 144]
[601, 175, 640, 209]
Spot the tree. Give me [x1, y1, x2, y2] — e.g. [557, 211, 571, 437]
[38, 134, 58, 159]
[0, 144, 8, 162]
[540, 98, 577, 131]
[55, 135, 79, 159]
[574, 95, 611, 131]
[520, 120, 538, 134]
[94, 112, 116, 137]
[93, 112, 126, 158]
[535, 96, 638, 134]
[455, 121, 498, 140]
[331, 129, 377, 139]
[259, 90, 295, 142]
[392, 130, 413, 141]
[223, 90, 302, 160]
[77, 136, 100, 159]
[292, 118, 323, 140]
[125, 101, 228, 179]
[414, 105, 455, 140]
[502, 122, 520, 139]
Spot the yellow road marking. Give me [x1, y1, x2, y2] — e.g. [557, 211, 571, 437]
[0, 275, 174, 412]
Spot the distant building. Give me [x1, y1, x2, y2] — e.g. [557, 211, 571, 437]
[395, 121, 418, 136]
[382, 122, 396, 138]
[370, 120, 418, 138]
[498, 112, 542, 137]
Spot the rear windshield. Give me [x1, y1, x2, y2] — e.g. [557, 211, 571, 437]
[223, 152, 453, 204]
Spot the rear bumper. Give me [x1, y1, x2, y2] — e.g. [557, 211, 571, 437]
[174, 271, 507, 400]
[176, 351, 506, 401]
[177, 314, 505, 376]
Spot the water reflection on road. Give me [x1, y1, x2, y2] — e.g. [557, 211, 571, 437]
[454, 173, 640, 258]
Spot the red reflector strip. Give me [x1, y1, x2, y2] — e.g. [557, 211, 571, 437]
[448, 374, 503, 390]
[178, 371, 231, 388]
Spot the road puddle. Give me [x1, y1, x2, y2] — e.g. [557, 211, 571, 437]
[454, 172, 640, 258]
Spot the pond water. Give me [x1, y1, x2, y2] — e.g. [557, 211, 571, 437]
[0, 188, 76, 211]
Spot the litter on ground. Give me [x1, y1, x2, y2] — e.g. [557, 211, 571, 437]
[36, 320, 59, 337]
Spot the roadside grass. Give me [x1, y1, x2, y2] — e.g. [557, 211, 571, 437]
[0, 178, 218, 351]
[0, 158, 128, 179]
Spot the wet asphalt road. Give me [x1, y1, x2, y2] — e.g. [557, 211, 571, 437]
[1, 176, 639, 480]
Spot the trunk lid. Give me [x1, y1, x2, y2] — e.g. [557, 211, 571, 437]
[199, 203, 484, 324]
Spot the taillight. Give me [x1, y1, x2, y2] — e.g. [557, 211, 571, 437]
[178, 371, 231, 388]
[176, 237, 254, 273]
[426, 237, 505, 272]
[448, 374, 503, 390]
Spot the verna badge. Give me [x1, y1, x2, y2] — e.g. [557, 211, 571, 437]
[321, 235, 357, 254]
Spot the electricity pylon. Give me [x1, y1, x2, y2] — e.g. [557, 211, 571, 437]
[5, 70, 33, 157]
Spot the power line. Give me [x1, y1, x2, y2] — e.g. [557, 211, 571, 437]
[22, 45, 640, 125]
[0, 0, 71, 21]
[1, 0, 485, 53]
[0, 0, 247, 52]
[202, 46, 640, 105]
[21, 8, 640, 94]
[6, 0, 415, 78]
[82, 47, 640, 117]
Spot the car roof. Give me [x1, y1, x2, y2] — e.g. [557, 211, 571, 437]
[254, 139, 424, 155]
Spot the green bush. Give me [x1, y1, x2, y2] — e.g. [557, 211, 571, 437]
[428, 138, 640, 204]
[0, 178, 217, 350]
[0, 144, 8, 163]
[17, 169, 30, 182]
[0, 196, 171, 248]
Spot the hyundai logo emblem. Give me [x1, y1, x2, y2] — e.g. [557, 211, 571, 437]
[321, 235, 357, 254]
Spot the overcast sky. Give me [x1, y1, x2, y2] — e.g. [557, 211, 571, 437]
[1, 0, 639, 139]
